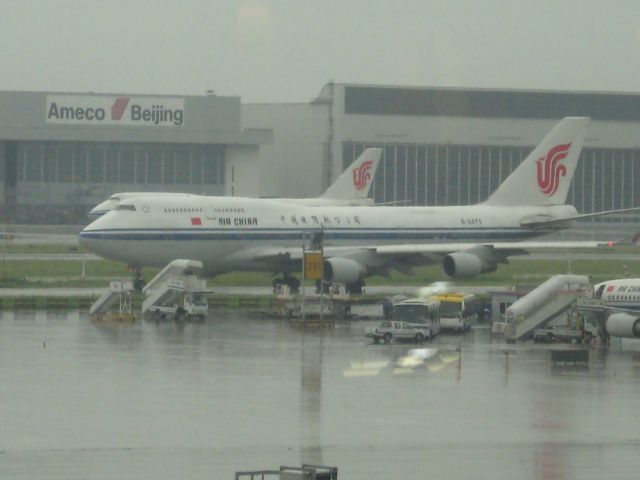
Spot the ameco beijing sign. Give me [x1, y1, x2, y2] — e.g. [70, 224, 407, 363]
[46, 95, 185, 127]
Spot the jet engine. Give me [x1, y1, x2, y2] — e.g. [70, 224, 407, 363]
[323, 258, 367, 284]
[442, 252, 497, 279]
[606, 312, 640, 338]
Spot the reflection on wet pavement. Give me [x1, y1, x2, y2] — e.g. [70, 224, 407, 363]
[1, 311, 639, 479]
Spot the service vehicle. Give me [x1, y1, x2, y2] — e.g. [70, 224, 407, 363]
[431, 293, 477, 332]
[366, 320, 433, 344]
[150, 290, 209, 322]
[392, 298, 440, 336]
[367, 298, 440, 343]
[533, 321, 599, 344]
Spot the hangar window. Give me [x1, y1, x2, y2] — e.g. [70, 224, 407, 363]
[57, 144, 74, 182]
[395, 146, 407, 204]
[44, 144, 57, 182]
[105, 148, 118, 183]
[192, 155, 204, 184]
[469, 147, 482, 204]
[173, 148, 191, 184]
[581, 151, 595, 214]
[135, 152, 146, 184]
[613, 150, 626, 211]
[119, 149, 135, 184]
[474, 147, 493, 203]
[447, 146, 460, 205]
[88, 147, 104, 183]
[203, 148, 221, 184]
[405, 146, 417, 206]
[146, 150, 162, 184]
[162, 153, 174, 184]
[590, 150, 604, 213]
[602, 150, 615, 211]
[74, 145, 88, 182]
[21, 144, 43, 182]
[425, 146, 437, 205]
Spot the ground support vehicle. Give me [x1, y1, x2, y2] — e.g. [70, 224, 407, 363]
[148, 290, 209, 322]
[367, 320, 434, 344]
[533, 325, 596, 344]
[431, 293, 477, 332]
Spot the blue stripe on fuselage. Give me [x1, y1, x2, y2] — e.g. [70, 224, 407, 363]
[79, 227, 547, 242]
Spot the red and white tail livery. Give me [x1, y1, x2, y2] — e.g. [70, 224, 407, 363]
[320, 148, 381, 201]
[485, 117, 588, 206]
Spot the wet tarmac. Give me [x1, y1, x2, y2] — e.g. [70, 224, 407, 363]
[1, 310, 640, 479]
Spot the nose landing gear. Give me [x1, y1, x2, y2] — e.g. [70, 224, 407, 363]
[129, 265, 146, 292]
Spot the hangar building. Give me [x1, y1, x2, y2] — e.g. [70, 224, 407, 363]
[0, 91, 271, 224]
[3, 84, 640, 231]
[243, 83, 640, 231]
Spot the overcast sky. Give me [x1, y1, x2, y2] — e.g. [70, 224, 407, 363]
[1, 0, 639, 103]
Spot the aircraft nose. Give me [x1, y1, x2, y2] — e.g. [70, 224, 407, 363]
[78, 225, 95, 250]
[78, 213, 131, 264]
[78, 216, 107, 252]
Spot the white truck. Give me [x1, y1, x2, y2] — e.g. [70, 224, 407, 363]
[141, 259, 210, 321]
[366, 320, 433, 344]
[366, 298, 441, 343]
[148, 289, 209, 322]
[533, 321, 599, 344]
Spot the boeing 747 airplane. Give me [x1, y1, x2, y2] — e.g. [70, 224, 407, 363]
[80, 117, 636, 292]
[87, 148, 382, 218]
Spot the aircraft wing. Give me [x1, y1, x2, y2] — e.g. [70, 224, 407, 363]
[360, 240, 613, 277]
[243, 239, 618, 279]
[373, 240, 613, 255]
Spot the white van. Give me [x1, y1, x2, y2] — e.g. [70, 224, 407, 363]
[366, 320, 433, 344]
[367, 298, 441, 343]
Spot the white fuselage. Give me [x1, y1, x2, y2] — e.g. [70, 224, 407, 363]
[89, 193, 375, 219]
[88, 192, 200, 219]
[79, 195, 577, 276]
[594, 279, 640, 311]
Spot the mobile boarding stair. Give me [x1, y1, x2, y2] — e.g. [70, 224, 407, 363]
[502, 274, 591, 342]
[90, 280, 135, 320]
[141, 259, 209, 320]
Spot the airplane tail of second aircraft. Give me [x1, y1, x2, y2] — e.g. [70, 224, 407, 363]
[321, 147, 382, 200]
[484, 117, 589, 206]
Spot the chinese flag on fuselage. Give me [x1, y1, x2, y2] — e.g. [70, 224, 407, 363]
[191, 217, 202, 225]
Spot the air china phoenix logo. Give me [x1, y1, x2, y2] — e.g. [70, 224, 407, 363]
[352, 159, 374, 190]
[111, 97, 130, 121]
[536, 143, 571, 196]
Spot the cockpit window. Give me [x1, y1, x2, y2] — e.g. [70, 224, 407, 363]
[114, 204, 136, 211]
[110, 196, 121, 201]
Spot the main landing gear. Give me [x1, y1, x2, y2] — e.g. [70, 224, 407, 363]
[345, 279, 365, 295]
[272, 275, 300, 294]
[129, 266, 147, 292]
[315, 279, 366, 295]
